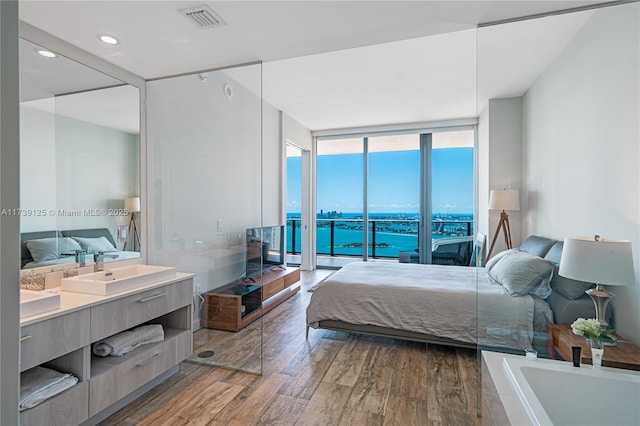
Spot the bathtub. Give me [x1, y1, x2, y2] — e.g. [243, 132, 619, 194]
[503, 356, 640, 426]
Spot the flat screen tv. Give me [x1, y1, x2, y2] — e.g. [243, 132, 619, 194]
[245, 225, 285, 279]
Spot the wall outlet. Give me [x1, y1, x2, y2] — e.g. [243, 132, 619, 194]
[217, 219, 223, 232]
[195, 285, 202, 293]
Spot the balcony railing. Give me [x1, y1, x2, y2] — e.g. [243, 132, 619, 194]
[287, 218, 473, 259]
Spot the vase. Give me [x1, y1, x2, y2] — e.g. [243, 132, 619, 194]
[589, 339, 604, 369]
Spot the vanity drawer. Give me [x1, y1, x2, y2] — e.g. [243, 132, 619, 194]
[20, 381, 88, 426]
[89, 330, 191, 415]
[20, 310, 90, 372]
[90, 279, 192, 341]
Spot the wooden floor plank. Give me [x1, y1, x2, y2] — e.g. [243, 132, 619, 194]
[338, 408, 385, 426]
[295, 382, 353, 426]
[383, 396, 429, 426]
[256, 394, 308, 425]
[389, 340, 428, 400]
[323, 337, 372, 387]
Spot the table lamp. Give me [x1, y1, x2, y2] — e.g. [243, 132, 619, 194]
[559, 235, 635, 334]
[486, 189, 520, 259]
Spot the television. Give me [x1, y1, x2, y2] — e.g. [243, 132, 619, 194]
[245, 225, 285, 279]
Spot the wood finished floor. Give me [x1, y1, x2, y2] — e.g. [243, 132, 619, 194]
[99, 269, 482, 426]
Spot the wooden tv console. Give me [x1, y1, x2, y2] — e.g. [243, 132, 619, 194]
[200, 266, 300, 331]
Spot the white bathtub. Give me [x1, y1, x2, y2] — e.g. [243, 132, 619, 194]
[503, 356, 640, 426]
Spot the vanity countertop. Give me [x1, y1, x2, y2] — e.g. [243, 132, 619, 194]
[20, 272, 194, 326]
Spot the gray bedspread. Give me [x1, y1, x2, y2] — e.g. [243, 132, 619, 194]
[307, 262, 545, 350]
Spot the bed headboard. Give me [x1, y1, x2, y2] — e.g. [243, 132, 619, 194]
[60, 228, 117, 248]
[519, 235, 612, 326]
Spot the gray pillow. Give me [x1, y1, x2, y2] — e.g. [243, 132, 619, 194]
[25, 237, 82, 263]
[72, 236, 117, 254]
[543, 242, 594, 299]
[487, 250, 556, 298]
[485, 248, 518, 270]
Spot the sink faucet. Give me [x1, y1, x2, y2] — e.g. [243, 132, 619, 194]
[94, 251, 119, 272]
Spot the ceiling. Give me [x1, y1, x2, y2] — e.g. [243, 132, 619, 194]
[18, 1, 609, 131]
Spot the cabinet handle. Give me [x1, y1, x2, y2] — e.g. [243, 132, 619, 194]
[137, 292, 167, 303]
[20, 335, 32, 342]
[136, 351, 163, 367]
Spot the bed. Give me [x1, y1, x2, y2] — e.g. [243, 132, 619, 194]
[306, 235, 606, 355]
[21, 228, 140, 269]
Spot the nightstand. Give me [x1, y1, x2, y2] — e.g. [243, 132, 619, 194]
[547, 324, 640, 371]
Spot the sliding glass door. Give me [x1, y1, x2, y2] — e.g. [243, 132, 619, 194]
[316, 138, 364, 266]
[367, 134, 420, 260]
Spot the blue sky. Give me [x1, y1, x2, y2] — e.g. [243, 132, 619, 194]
[287, 147, 473, 214]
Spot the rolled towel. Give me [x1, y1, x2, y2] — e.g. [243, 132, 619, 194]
[93, 324, 164, 357]
[20, 366, 78, 411]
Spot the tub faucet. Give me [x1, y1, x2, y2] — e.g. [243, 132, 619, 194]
[94, 251, 119, 272]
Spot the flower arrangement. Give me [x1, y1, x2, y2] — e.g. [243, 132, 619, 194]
[570, 318, 615, 345]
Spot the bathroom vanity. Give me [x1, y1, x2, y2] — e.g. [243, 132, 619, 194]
[19, 272, 194, 426]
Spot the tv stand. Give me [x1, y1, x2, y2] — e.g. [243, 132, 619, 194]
[200, 266, 300, 331]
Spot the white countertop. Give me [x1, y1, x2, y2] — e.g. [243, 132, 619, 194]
[20, 272, 194, 327]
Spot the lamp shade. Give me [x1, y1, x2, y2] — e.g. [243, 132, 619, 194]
[125, 197, 140, 212]
[559, 236, 636, 286]
[488, 189, 520, 211]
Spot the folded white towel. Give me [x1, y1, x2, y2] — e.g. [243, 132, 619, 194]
[20, 366, 78, 411]
[93, 324, 164, 357]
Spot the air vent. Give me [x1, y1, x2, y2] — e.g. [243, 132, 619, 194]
[179, 5, 227, 29]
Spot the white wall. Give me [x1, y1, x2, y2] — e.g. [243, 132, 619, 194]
[283, 112, 312, 151]
[523, 3, 640, 344]
[20, 107, 140, 243]
[262, 104, 282, 226]
[478, 97, 524, 257]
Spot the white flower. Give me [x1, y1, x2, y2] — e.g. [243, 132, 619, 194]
[571, 318, 603, 339]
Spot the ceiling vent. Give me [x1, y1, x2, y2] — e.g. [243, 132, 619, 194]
[179, 5, 227, 30]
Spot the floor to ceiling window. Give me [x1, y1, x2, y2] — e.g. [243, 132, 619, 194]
[313, 128, 474, 268]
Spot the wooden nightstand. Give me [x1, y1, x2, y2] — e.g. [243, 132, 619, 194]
[547, 324, 640, 371]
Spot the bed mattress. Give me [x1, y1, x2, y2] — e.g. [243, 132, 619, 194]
[307, 262, 552, 351]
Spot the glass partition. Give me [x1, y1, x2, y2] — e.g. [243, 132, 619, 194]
[478, 3, 639, 424]
[147, 64, 264, 373]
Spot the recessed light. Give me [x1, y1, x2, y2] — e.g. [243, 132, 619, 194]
[36, 49, 56, 58]
[99, 35, 119, 45]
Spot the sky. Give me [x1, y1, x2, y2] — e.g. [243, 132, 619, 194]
[287, 147, 474, 215]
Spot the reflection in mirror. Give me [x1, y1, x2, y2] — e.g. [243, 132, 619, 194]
[19, 38, 141, 270]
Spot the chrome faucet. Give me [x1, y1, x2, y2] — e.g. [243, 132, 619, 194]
[94, 251, 119, 272]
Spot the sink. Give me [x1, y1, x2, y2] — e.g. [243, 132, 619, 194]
[20, 290, 60, 319]
[60, 265, 177, 296]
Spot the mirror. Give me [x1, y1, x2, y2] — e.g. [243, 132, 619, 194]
[19, 38, 141, 270]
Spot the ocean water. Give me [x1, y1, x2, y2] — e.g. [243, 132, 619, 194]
[287, 213, 473, 258]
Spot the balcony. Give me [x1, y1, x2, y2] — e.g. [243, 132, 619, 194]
[287, 217, 473, 268]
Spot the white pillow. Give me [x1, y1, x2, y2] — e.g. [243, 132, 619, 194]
[72, 236, 117, 254]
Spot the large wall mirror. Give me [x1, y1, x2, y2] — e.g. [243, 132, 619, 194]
[19, 37, 141, 270]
